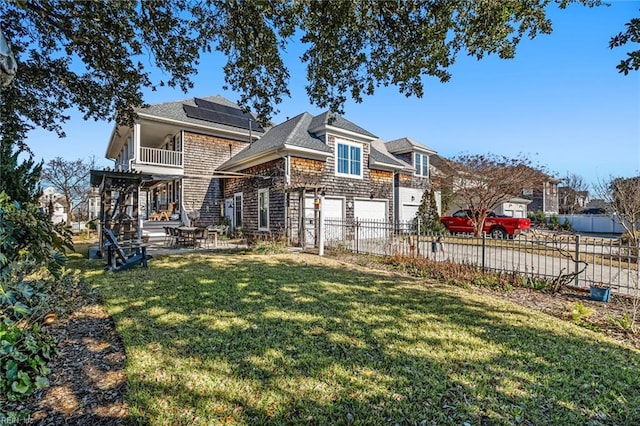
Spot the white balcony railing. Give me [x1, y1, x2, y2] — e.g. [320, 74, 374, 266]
[139, 147, 183, 167]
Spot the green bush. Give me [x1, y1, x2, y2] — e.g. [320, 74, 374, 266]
[0, 192, 71, 404]
[0, 322, 53, 401]
[252, 239, 288, 254]
[561, 218, 573, 231]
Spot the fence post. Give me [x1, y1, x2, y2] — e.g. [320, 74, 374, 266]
[355, 221, 359, 254]
[574, 234, 581, 288]
[481, 232, 486, 273]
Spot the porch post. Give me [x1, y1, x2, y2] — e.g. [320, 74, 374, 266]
[134, 122, 141, 168]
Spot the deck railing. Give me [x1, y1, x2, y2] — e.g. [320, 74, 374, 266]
[139, 147, 182, 167]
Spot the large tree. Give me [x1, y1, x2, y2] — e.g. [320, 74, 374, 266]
[610, 14, 640, 75]
[440, 153, 547, 236]
[1, 0, 604, 147]
[595, 176, 640, 250]
[40, 157, 94, 225]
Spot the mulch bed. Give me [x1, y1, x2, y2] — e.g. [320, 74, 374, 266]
[3, 279, 130, 425]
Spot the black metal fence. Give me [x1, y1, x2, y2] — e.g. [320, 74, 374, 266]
[323, 218, 640, 295]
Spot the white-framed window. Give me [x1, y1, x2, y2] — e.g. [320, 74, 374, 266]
[258, 188, 269, 230]
[414, 152, 428, 177]
[234, 192, 243, 229]
[335, 140, 362, 178]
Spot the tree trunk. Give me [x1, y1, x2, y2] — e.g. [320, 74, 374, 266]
[472, 213, 487, 237]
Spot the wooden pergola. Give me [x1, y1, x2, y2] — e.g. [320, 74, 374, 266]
[90, 169, 153, 249]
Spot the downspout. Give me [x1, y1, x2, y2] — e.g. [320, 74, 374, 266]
[392, 170, 398, 225]
[284, 155, 290, 241]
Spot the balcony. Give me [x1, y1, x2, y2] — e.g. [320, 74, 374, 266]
[139, 147, 183, 168]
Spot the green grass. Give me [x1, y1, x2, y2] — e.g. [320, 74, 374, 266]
[71, 252, 640, 425]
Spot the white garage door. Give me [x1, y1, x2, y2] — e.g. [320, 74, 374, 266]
[354, 199, 388, 240]
[401, 204, 420, 222]
[305, 196, 345, 245]
[354, 199, 387, 221]
[322, 197, 345, 220]
[304, 197, 344, 221]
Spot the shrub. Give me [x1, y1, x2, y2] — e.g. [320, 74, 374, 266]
[0, 192, 71, 404]
[0, 322, 53, 401]
[252, 239, 288, 254]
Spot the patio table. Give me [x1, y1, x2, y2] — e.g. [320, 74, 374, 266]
[177, 226, 197, 248]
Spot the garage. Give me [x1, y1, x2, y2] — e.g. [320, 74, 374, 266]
[401, 203, 420, 222]
[354, 199, 388, 240]
[304, 196, 345, 246]
[354, 199, 387, 221]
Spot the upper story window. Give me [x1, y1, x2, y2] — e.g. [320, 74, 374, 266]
[414, 152, 429, 177]
[336, 140, 362, 178]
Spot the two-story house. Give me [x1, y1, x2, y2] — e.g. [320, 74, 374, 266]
[39, 186, 67, 224]
[521, 171, 560, 215]
[102, 95, 437, 246]
[217, 111, 412, 245]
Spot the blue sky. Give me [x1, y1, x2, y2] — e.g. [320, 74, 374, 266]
[26, 1, 639, 191]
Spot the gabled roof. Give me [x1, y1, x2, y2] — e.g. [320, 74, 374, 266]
[309, 111, 377, 139]
[218, 112, 332, 170]
[369, 140, 410, 171]
[385, 137, 437, 155]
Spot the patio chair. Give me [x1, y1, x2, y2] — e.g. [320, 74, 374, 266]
[194, 226, 209, 249]
[103, 228, 152, 272]
[157, 202, 176, 221]
[172, 226, 186, 247]
[163, 226, 175, 247]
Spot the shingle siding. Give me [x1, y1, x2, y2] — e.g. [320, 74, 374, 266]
[222, 135, 395, 244]
[223, 159, 287, 240]
[183, 131, 249, 225]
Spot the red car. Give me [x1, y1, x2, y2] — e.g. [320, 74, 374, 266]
[440, 210, 531, 239]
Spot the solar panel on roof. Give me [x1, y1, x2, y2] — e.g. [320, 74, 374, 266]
[193, 98, 263, 132]
[183, 104, 264, 132]
[195, 98, 251, 119]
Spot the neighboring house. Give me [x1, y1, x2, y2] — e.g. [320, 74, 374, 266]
[558, 187, 590, 214]
[39, 186, 67, 224]
[71, 187, 101, 221]
[87, 187, 101, 220]
[494, 198, 532, 218]
[521, 173, 560, 215]
[105, 96, 266, 225]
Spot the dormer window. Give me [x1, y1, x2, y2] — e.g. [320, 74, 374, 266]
[336, 139, 362, 178]
[415, 152, 428, 177]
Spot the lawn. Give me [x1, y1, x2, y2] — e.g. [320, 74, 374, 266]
[74, 251, 640, 425]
